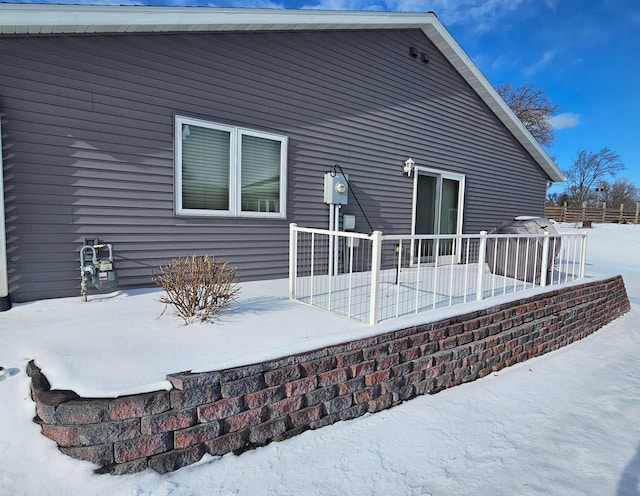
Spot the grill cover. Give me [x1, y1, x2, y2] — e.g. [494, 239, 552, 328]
[486, 218, 560, 283]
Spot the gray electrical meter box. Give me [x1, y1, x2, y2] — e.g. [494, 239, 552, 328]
[343, 214, 356, 231]
[324, 173, 349, 204]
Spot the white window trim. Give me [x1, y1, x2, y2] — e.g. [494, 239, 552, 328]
[175, 115, 287, 218]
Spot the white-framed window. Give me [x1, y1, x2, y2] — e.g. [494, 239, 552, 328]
[175, 115, 287, 218]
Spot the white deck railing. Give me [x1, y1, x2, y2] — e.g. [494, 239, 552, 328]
[289, 224, 587, 324]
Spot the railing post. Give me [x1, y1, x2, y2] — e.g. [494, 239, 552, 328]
[562, 202, 567, 222]
[540, 231, 550, 287]
[619, 203, 625, 223]
[369, 231, 382, 325]
[289, 223, 297, 300]
[579, 231, 588, 278]
[602, 202, 607, 223]
[635, 202, 640, 225]
[476, 231, 487, 301]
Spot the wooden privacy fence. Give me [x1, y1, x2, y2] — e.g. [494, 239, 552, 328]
[545, 202, 640, 224]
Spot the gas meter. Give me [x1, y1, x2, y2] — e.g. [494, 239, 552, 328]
[80, 240, 118, 301]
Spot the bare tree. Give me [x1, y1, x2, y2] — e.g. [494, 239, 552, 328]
[564, 148, 625, 206]
[597, 178, 639, 209]
[496, 82, 560, 148]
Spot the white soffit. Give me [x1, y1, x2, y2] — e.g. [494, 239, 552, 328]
[0, 5, 564, 182]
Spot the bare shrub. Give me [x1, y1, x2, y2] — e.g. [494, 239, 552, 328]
[153, 255, 240, 324]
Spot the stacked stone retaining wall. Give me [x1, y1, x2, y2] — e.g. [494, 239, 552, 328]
[28, 276, 631, 475]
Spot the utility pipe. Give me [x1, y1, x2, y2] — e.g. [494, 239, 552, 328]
[0, 118, 10, 311]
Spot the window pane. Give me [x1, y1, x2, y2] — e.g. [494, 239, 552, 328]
[240, 135, 281, 213]
[181, 124, 230, 211]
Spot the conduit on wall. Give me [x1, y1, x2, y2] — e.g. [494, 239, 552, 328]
[0, 116, 11, 311]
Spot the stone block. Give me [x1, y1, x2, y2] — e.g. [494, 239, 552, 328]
[338, 403, 368, 421]
[267, 396, 304, 419]
[97, 459, 148, 475]
[391, 362, 412, 378]
[421, 342, 439, 355]
[170, 385, 222, 409]
[284, 376, 317, 398]
[224, 408, 264, 433]
[362, 343, 389, 360]
[368, 393, 392, 413]
[348, 360, 375, 378]
[205, 430, 249, 456]
[174, 421, 222, 449]
[353, 386, 379, 405]
[220, 364, 266, 382]
[149, 444, 206, 474]
[387, 337, 411, 354]
[249, 417, 287, 445]
[407, 329, 430, 347]
[197, 396, 244, 422]
[376, 353, 400, 371]
[244, 386, 285, 410]
[60, 443, 114, 465]
[299, 356, 336, 377]
[364, 370, 390, 387]
[78, 419, 141, 447]
[264, 364, 301, 386]
[337, 377, 365, 396]
[335, 350, 364, 368]
[439, 336, 458, 351]
[304, 385, 338, 406]
[109, 391, 170, 420]
[323, 394, 352, 415]
[114, 432, 172, 463]
[41, 424, 79, 447]
[289, 405, 322, 428]
[34, 389, 81, 423]
[54, 398, 111, 424]
[141, 408, 197, 435]
[220, 374, 266, 398]
[166, 370, 221, 390]
[318, 368, 348, 387]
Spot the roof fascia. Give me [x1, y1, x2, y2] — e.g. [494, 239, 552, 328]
[0, 6, 430, 34]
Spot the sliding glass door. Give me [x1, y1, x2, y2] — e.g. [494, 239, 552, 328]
[412, 168, 465, 263]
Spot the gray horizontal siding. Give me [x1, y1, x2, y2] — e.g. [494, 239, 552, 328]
[1, 29, 547, 302]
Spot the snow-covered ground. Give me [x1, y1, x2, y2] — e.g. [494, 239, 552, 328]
[1, 223, 639, 495]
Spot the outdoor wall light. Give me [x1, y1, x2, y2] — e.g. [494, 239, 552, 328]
[404, 157, 415, 176]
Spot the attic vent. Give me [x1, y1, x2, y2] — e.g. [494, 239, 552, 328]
[409, 46, 429, 64]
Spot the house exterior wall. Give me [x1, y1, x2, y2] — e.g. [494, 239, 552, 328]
[0, 29, 549, 302]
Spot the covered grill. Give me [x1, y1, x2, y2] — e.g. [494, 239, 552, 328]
[486, 217, 560, 284]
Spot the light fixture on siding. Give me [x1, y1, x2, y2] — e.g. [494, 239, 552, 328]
[403, 157, 415, 176]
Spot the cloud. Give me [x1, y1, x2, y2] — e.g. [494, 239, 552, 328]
[300, 0, 383, 9]
[523, 50, 555, 76]
[418, 0, 527, 30]
[299, 0, 528, 30]
[549, 112, 580, 130]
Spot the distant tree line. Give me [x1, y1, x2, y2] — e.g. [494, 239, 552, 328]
[546, 148, 638, 209]
[496, 84, 638, 209]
